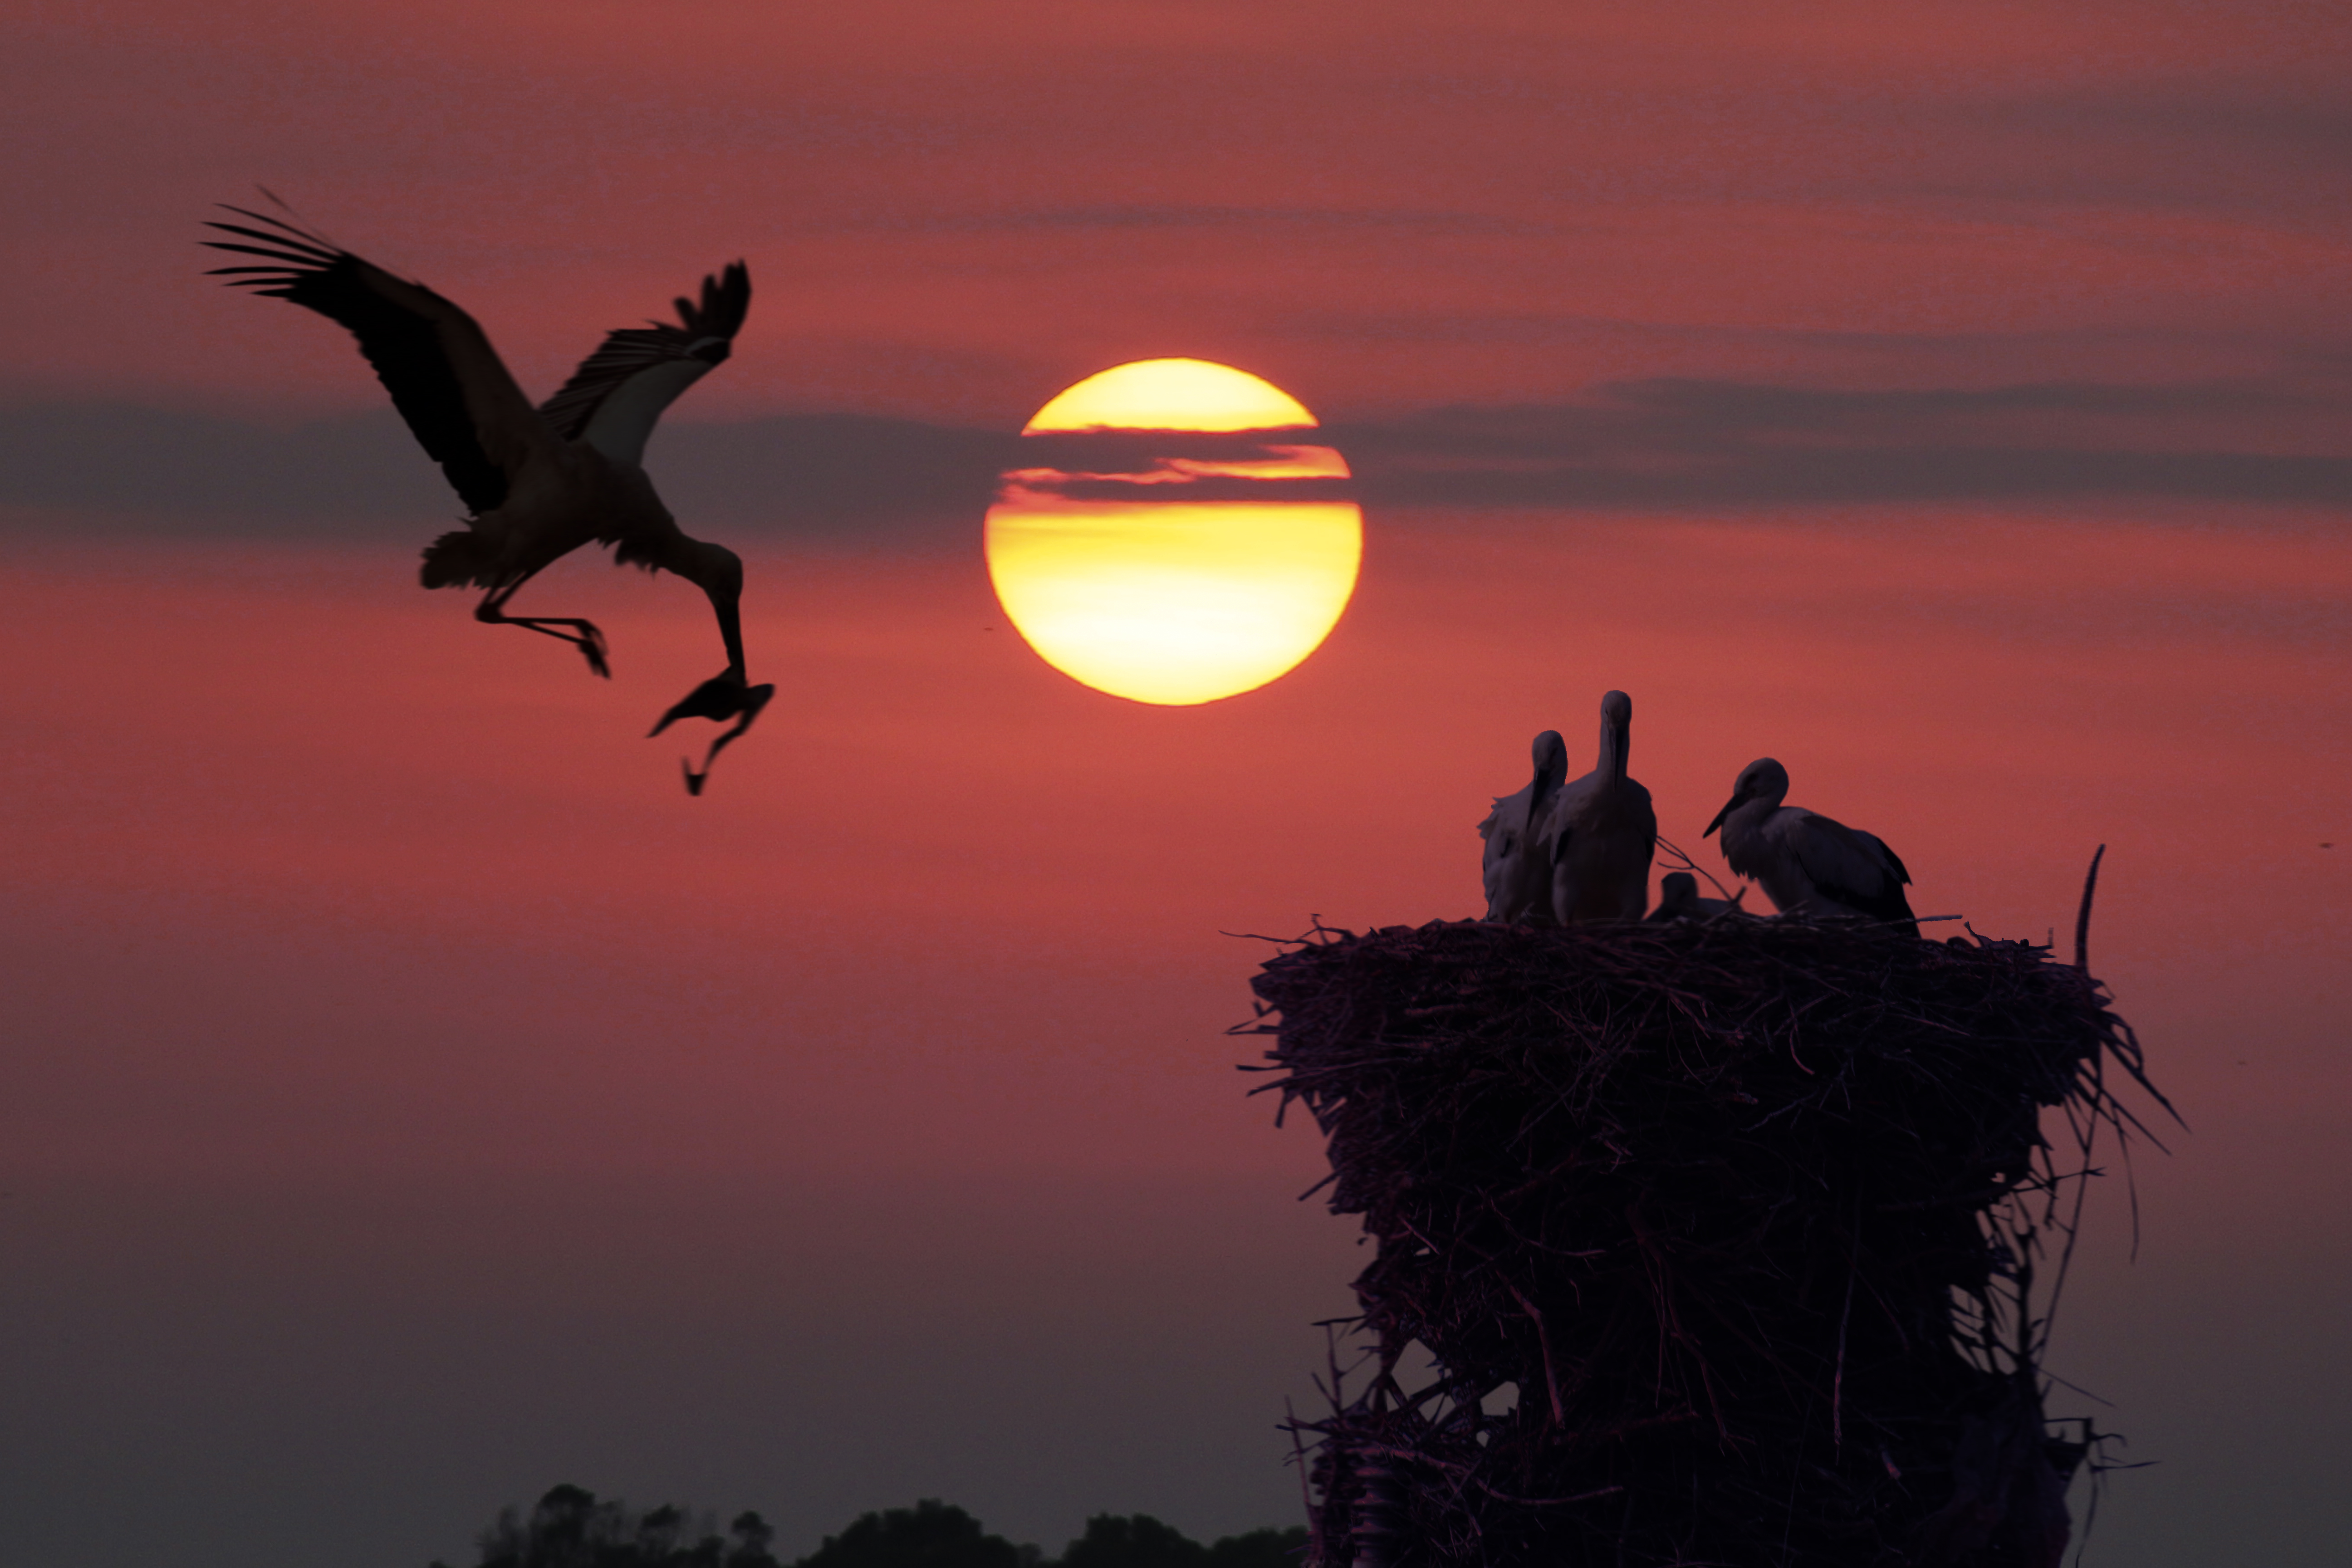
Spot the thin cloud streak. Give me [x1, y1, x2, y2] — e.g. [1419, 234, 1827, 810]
[0, 404, 1017, 542]
[856, 205, 1558, 236]
[10, 371, 2344, 536]
[12, 1, 2351, 415]
[1331, 376, 2352, 509]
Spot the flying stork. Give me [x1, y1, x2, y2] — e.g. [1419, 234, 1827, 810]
[1478, 730, 1568, 923]
[1536, 690, 1657, 923]
[202, 203, 772, 794]
[1703, 758, 1919, 936]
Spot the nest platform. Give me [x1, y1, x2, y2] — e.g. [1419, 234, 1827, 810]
[1243, 917, 2162, 1568]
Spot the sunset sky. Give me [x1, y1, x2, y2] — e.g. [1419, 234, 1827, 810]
[3, 4, 2348, 1567]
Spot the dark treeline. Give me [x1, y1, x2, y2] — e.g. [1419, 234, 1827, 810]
[433, 1488, 1307, 1568]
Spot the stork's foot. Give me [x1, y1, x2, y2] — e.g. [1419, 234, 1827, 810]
[477, 601, 612, 677]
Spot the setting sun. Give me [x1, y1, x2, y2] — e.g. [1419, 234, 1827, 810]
[1022, 358, 1319, 433]
[987, 361, 1362, 706]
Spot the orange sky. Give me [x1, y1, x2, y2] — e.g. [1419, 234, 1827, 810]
[3, 4, 2350, 1567]
[7, 1, 2351, 421]
[5, 509, 2346, 1565]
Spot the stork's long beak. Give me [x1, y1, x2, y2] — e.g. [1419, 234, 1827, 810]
[1703, 791, 1742, 838]
[1530, 770, 1561, 828]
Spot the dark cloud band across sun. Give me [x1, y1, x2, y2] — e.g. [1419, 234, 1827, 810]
[8, 371, 2345, 540]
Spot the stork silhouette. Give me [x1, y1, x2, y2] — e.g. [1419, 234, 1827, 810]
[1536, 690, 1657, 923]
[203, 201, 769, 793]
[1705, 758, 1920, 936]
[1478, 730, 1569, 923]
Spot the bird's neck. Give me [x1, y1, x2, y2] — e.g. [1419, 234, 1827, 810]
[659, 535, 748, 676]
[1719, 794, 1781, 863]
[1597, 724, 1628, 789]
[712, 595, 746, 677]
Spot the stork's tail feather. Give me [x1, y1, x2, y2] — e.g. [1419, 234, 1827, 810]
[420, 527, 496, 589]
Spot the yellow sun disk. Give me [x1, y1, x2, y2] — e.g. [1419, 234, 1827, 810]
[1023, 358, 1318, 433]
[984, 500, 1363, 705]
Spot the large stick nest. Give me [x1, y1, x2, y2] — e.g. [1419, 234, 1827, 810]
[1240, 917, 2166, 1568]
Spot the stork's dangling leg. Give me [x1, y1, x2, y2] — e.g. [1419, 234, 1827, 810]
[474, 575, 612, 678]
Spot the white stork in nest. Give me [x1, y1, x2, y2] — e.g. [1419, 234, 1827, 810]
[1704, 758, 1920, 936]
[203, 203, 771, 794]
[1479, 730, 1569, 923]
[1537, 690, 1657, 923]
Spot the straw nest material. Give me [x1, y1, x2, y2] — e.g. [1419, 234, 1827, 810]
[1239, 914, 2164, 1568]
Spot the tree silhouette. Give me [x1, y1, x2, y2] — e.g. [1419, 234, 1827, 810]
[1054, 1516, 1305, 1568]
[435, 1491, 1303, 1568]
[794, 1500, 1022, 1568]
[435, 1485, 783, 1568]
[1058, 1516, 1202, 1568]
[1203, 1528, 1308, 1568]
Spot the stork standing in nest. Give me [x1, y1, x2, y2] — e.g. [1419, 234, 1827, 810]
[1704, 758, 1919, 936]
[1478, 730, 1569, 923]
[203, 203, 772, 794]
[1538, 690, 1657, 923]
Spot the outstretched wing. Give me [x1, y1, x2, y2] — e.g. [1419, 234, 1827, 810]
[202, 206, 554, 518]
[537, 263, 751, 466]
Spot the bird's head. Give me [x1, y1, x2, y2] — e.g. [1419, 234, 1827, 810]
[648, 668, 761, 736]
[652, 670, 777, 796]
[1598, 690, 1633, 782]
[1530, 729, 1568, 811]
[1705, 757, 1789, 837]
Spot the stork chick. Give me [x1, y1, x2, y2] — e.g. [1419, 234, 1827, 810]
[1643, 871, 1745, 922]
